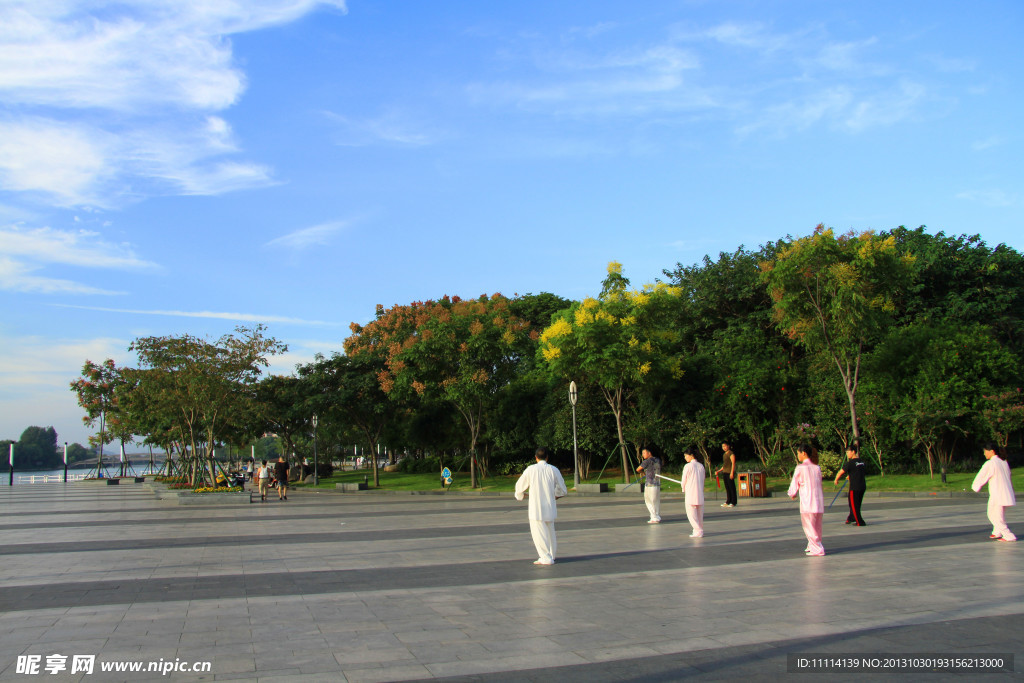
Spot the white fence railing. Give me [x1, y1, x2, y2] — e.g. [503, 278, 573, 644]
[15, 473, 91, 484]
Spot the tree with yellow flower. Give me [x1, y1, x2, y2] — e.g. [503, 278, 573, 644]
[539, 263, 682, 482]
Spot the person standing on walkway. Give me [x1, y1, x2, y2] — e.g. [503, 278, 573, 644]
[274, 456, 290, 501]
[514, 446, 567, 565]
[788, 444, 825, 556]
[636, 446, 662, 524]
[681, 448, 705, 537]
[834, 444, 867, 526]
[257, 460, 271, 501]
[972, 443, 1016, 542]
[716, 441, 738, 507]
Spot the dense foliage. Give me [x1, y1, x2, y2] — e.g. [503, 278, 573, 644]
[66, 227, 1024, 482]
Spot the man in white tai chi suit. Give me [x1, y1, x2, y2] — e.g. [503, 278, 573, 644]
[972, 442, 1016, 542]
[515, 446, 567, 565]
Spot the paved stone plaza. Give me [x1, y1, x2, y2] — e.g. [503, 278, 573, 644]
[0, 483, 1020, 682]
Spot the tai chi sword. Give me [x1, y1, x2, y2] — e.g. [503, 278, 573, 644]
[828, 481, 847, 509]
[656, 474, 683, 486]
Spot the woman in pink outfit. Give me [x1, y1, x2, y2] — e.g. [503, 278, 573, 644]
[788, 444, 825, 556]
[681, 448, 706, 537]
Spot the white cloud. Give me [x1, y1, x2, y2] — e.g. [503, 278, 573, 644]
[468, 42, 711, 119]
[266, 220, 351, 251]
[971, 135, 1006, 151]
[0, 256, 124, 295]
[0, 332, 126, 381]
[52, 304, 339, 326]
[0, 118, 113, 206]
[0, 1, 345, 207]
[955, 189, 1017, 208]
[0, 331, 129, 444]
[326, 110, 437, 147]
[0, 225, 157, 269]
[0, 224, 158, 294]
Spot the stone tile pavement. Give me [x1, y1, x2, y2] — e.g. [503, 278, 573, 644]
[0, 482, 1019, 681]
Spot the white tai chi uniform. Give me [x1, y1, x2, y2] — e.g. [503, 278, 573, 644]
[515, 461, 568, 564]
[972, 457, 1017, 541]
[788, 459, 825, 556]
[638, 455, 662, 522]
[681, 461, 706, 537]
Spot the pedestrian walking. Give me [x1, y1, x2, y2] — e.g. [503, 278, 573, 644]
[257, 460, 271, 501]
[274, 456, 290, 501]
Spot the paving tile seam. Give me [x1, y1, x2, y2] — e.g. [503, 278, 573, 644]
[0, 498, 1002, 557]
[1, 525, 1013, 614]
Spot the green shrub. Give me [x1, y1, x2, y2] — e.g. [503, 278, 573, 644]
[817, 450, 844, 479]
[399, 456, 442, 474]
[497, 460, 533, 476]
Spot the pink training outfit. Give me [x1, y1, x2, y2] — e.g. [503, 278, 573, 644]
[681, 460, 705, 537]
[788, 458, 825, 556]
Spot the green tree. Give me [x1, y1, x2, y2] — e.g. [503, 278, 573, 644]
[346, 294, 531, 488]
[761, 226, 916, 442]
[254, 374, 311, 468]
[124, 325, 286, 486]
[16, 426, 60, 469]
[298, 352, 398, 487]
[979, 389, 1024, 451]
[70, 359, 123, 466]
[539, 263, 683, 482]
[869, 323, 1016, 476]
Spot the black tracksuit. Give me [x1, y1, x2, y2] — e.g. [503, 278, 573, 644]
[841, 458, 867, 526]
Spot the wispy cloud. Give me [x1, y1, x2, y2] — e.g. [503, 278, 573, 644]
[0, 1, 345, 207]
[0, 225, 157, 294]
[0, 257, 124, 295]
[971, 135, 1007, 151]
[326, 110, 437, 147]
[472, 19, 953, 141]
[955, 189, 1017, 208]
[0, 225, 158, 269]
[266, 220, 352, 251]
[52, 304, 340, 326]
[0, 333, 127, 381]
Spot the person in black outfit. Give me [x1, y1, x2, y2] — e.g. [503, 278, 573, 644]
[834, 444, 867, 525]
[716, 442, 738, 507]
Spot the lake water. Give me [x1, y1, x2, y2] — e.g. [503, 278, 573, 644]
[9, 463, 163, 483]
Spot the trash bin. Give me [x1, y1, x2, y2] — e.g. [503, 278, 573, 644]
[737, 471, 768, 498]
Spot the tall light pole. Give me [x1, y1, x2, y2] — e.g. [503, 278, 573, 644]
[569, 381, 579, 488]
[312, 414, 319, 486]
[63, 442, 68, 483]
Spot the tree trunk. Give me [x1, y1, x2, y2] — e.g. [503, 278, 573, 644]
[845, 385, 862, 442]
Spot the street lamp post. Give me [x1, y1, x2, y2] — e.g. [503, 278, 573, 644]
[312, 414, 319, 486]
[569, 381, 579, 488]
[63, 442, 68, 483]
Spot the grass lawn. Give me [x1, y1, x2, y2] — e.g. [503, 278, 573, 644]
[292, 468, 1022, 493]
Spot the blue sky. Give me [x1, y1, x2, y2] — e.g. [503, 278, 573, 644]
[1, 0, 1022, 448]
